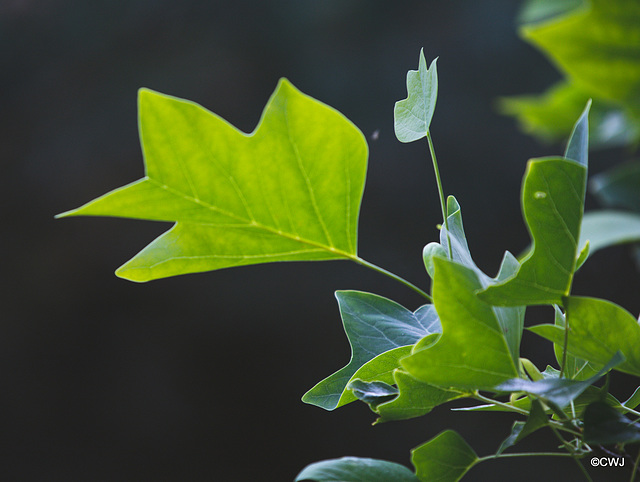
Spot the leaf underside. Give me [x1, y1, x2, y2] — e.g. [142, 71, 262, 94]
[58, 80, 368, 281]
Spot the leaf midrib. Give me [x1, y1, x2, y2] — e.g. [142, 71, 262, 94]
[147, 177, 354, 259]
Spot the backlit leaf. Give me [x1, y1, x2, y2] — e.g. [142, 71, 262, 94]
[58, 80, 368, 281]
[394, 49, 438, 143]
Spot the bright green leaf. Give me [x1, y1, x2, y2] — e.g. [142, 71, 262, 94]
[57, 80, 368, 281]
[402, 257, 519, 391]
[423, 242, 446, 279]
[495, 352, 624, 409]
[303, 291, 440, 410]
[623, 386, 640, 411]
[411, 430, 479, 482]
[583, 401, 640, 445]
[530, 297, 640, 377]
[394, 49, 438, 143]
[590, 161, 640, 212]
[295, 457, 418, 482]
[552, 305, 600, 380]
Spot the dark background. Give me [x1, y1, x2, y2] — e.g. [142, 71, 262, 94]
[3, 1, 639, 480]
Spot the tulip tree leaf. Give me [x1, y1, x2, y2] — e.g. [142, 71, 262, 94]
[411, 430, 479, 482]
[302, 291, 440, 410]
[57, 80, 368, 281]
[295, 457, 419, 482]
[497, 399, 548, 454]
[480, 104, 589, 306]
[402, 256, 519, 391]
[394, 49, 438, 143]
[530, 297, 640, 377]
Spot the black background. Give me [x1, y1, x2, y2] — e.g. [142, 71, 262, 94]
[3, 1, 639, 480]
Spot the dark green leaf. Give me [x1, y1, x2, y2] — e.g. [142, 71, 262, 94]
[303, 292, 440, 410]
[394, 49, 438, 143]
[57, 80, 368, 281]
[497, 399, 549, 454]
[411, 430, 479, 482]
[583, 401, 640, 445]
[495, 352, 624, 409]
[348, 379, 398, 406]
[374, 370, 464, 424]
[295, 457, 419, 482]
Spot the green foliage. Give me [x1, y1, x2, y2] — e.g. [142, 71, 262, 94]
[58, 81, 367, 281]
[60, 42, 640, 480]
[505, 0, 640, 149]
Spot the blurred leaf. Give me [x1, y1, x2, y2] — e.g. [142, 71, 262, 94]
[522, 0, 640, 109]
[590, 162, 640, 212]
[57, 80, 368, 281]
[303, 292, 440, 410]
[500, 83, 640, 148]
[579, 210, 640, 256]
[411, 431, 478, 482]
[394, 49, 438, 143]
[495, 352, 624, 410]
[295, 457, 418, 482]
[583, 401, 640, 445]
[517, 0, 585, 25]
[530, 297, 640, 377]
[623, 386, 640, 410]
[402, 257, 519, 391]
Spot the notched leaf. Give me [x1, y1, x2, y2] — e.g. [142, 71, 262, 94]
[58, 80, 368, 281]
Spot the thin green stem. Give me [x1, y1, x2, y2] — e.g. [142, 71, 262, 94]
[353, 256, 433, 302]
[472, 392, 529, 416]
[550, 425, 593, 481]
[478, 451, 574, 462]
[426, 130, 452, 259]
[559, 305, 570, 378]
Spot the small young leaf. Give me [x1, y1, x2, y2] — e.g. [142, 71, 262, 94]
[583, 401, 640, 445]
[302, 291, 440, 410]
[402, 257, 519, 391]
[411, 430, 479, 482]
[58, 80, 368, 281]
[623, 386, 640, 410]
[530, 296, 640, 377]
[348, 379, 398, 407]
[564, 100, 590, 169]
[295, 457, 418, 482]
[495, 352, 624, 410]
[374, 370, 464, 424]
[497, 399, 548, 454]
[423, 242, 446, 279]
[552, 305, 600, 380]
[394, 49, 438, 143]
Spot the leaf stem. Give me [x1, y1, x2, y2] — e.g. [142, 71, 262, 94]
[550, 425, 593, 481]
[559, 305, 570, 378]
[478, 451, 574, 462]
[631, 448, 640, 482]
[426, 130, 452, 259]
[353, 256, 433, 302]
[472, 392, 530, 416]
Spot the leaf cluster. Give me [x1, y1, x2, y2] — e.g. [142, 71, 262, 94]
[59, 48, 640, 480]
